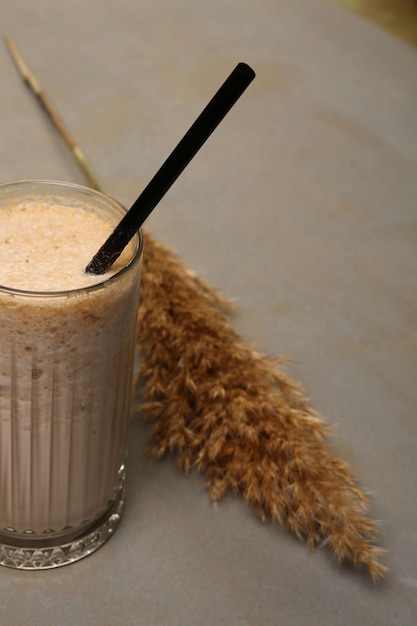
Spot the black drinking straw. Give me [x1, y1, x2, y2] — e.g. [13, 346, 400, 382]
[85, 62, 255, 274]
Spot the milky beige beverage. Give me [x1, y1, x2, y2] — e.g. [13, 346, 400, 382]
[0, 181, 143, 569]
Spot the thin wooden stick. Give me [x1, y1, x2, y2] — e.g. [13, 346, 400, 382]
[4, 35, 103, 193]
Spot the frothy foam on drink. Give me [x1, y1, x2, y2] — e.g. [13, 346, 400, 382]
[0, 201, 134, 291]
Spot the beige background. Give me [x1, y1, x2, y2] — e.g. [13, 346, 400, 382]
[332, 0, 417, 48]
[0, 0, 416, 624]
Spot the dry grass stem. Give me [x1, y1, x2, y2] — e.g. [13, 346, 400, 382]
[4, 36, 103, 192]
[135, 231, 387, 581]
[5, 35, 387, 581]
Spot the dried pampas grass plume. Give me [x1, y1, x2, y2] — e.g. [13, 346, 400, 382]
[136, 231, 387, 581]
[6, 35, 387, 580]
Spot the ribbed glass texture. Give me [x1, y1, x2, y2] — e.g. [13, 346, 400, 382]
[0, 181, 142, 568]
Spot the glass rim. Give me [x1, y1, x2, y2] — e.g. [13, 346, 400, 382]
[0, 179, 143, 298]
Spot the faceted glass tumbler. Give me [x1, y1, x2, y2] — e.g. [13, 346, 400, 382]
[0, 180, 143, 569]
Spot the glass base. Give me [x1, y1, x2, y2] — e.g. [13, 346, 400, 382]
[0, 488, 125, 570]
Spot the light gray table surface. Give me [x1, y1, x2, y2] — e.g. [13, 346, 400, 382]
[0, 1, 416, 624]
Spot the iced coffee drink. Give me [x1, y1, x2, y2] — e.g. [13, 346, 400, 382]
[0, 180, 143, 569]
